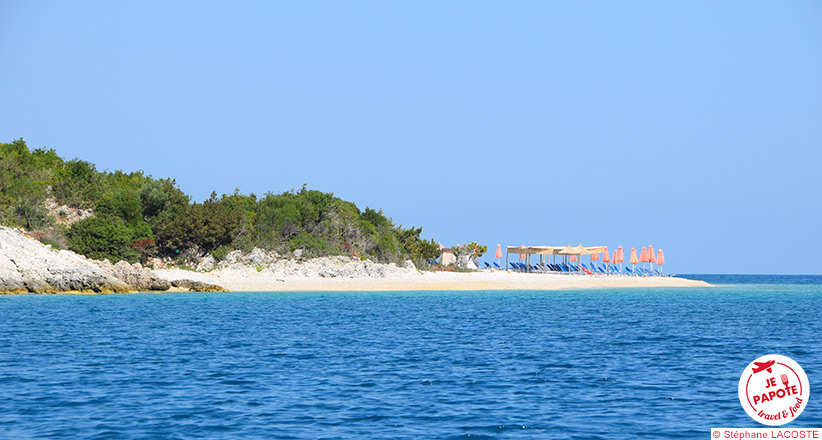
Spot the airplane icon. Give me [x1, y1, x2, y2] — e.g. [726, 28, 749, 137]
[752, 360, 775, 374]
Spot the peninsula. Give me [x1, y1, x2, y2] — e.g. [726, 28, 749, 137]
[0, 139, 709, 293]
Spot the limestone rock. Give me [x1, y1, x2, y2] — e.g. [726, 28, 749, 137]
[171, 279, 226, 292]
[196, 254, 216, 271]
[0, 226, 131, 294]
[260, 255, 414, 279]
[94, 259, 171, 291]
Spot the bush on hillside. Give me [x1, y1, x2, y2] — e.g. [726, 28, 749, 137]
[67, 215, 139, 263]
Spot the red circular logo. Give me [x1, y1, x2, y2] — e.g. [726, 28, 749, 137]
[738, 354, 809, 426]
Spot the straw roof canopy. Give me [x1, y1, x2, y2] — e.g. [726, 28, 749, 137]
[506, 245, 565, 255]
[507, 245, 606, 255]
[558, 244, 607, 255]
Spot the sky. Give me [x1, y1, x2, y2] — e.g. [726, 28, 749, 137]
[1, 1, 820, 274]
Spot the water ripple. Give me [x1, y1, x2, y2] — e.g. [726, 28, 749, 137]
[1, 284, 821, 438]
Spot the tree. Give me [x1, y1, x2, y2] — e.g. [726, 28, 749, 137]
[52, 159, 102, 208]
[139, 180, 169, 219]
[451, 242, 488, 268]
[395, 226, 440, 264]
[67, 215, 139, 262]
[154, 201, 242, 255]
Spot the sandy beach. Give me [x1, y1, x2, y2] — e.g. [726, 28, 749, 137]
[153, 268, 710, 291]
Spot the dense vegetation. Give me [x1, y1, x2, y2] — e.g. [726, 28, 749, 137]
[0, 139, 440, 266]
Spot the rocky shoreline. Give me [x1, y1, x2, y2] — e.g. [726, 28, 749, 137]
[0, 227, 224, 294]
[0, 226, 417, 294]
[1, 226, 710, 294]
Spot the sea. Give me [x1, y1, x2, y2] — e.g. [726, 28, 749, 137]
[1, 275, 820, 439]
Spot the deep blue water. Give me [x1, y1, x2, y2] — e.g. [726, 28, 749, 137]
[1, 276, 821, 439]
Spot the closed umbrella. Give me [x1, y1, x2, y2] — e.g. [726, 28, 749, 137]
[648, 245, 656, 274]
[591, 252, 600, 268]
[495, 244, 502, 268]
[639, 247, 648, 275]
[613, 250, 619, 271]
[657, 249, 665, 274]
[630, 247, 638, 267]
[617, 246, 624, 266]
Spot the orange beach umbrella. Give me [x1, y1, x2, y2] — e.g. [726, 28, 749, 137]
[570, 255, 577, 262]
[617, 246, 624, 264]
[640, 247, 648, 263]
[519, 244, 525, 260]
[657, 249, 665, 265]
[602, 246, 610, 263]
[630, 248, 638, 265]
[648, 245, 656, 263]
[495, 244, 502, 259]
[592, 253, 600, 261]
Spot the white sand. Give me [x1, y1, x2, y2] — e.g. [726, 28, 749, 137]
[153, 268, 710, 292]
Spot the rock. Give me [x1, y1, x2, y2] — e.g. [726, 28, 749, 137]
[94, 259, 171, 291]
[253, 255, 416, 279]
[0, 226, 131, 294]
[223, 250, 243, 264]
[196, 254, 216, 271]
[43, 198, 94, 226]
[167, 248, 422, 281]
[170, 279, 226, 292]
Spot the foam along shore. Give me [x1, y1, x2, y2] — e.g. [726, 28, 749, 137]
[153, 265, 711, 292]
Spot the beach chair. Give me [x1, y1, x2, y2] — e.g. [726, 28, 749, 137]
[493, 262, 501, 269]
[484, 262, 492, 269]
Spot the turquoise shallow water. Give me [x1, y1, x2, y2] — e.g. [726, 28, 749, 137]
[1, 277, 821, 439]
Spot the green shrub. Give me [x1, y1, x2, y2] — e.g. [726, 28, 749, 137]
[210, 245, 231, 261]
[52, 159, 102, 208]
[288, 231, 334, 258]
[1, 138, 444, 265]
[67, 215, 139, 262]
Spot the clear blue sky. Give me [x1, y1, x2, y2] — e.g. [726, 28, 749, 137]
[2, 1, 820, 274]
